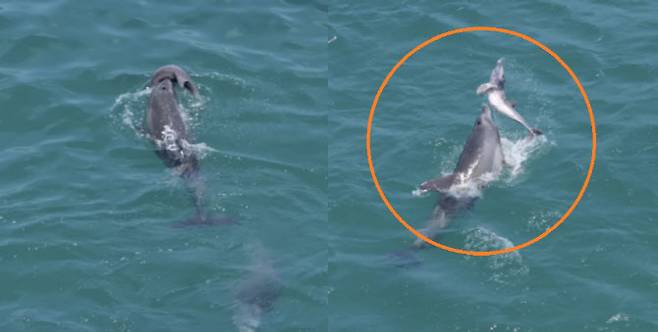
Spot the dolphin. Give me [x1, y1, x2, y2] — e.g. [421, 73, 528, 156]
[146, 65, 198, 175]
[232, 243, 282, 332]
[476, 58, 542, 136]
[146, 65, 232, 226]
[413, 105, 504, 247]
[388, 106, 504, 266]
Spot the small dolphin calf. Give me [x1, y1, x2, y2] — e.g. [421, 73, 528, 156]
[414, 105, 504, 247]
[146, 65, 231, 226]
[476, 58, 542, 136]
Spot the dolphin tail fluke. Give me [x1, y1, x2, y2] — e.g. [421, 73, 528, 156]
[149, 65, 198, 95]
[420, 174, 455, 192]
[386, 247, 423, 268]
[174, 214, 238, 228]
[233, 302, 263, 332]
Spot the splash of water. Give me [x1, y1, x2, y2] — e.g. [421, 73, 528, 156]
[112, 84, 217, 160]
[184, 142, 218, 159]
[501, 134, 547, 179]
[527, 209, 561, 232]
[158, 125, 180, 152]
[412, 172, 488, 199]
[414, 133, 547, 198]
[112, 87, 151, 137]
[464, 227, 529, 284]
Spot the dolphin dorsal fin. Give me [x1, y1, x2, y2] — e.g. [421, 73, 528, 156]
[419, 174, 456, 193]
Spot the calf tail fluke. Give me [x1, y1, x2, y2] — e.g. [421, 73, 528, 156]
[175, 213, 237, 227]
[386, 247, 423, 268]
[149, 64, 198, 95]
[173, 164, 238, 227]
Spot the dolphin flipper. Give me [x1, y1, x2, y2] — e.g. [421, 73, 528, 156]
[420, 174, 455, 192]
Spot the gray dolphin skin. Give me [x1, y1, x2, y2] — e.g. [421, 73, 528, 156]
[147, 65, 198, 176]
[476, 58, 542, 136]
[149, 64, 198, 96]
[146, 65, 231, 226]
[389, 106, 505, 266]
[413, 105, 504, 247]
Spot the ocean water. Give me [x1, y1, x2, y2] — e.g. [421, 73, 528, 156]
[330, 1, 658, 331]
[0, 1, 326, 331]
[3, 0, 658, 331]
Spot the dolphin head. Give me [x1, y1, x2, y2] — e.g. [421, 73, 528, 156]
[475, 104, 495, 128]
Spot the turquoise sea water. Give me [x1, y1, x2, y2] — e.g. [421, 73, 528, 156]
[330, 1, 658, 331]
[0, 1, 326, 331]
[3, 0, 658, 331]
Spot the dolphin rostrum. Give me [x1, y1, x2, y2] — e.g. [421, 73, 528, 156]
[146, 65, 232, 226]
[476, 58, 542, 136]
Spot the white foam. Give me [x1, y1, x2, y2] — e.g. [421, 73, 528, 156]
[412, 171, 490, 199]
[411, 188, 428, 197]
[233, 304, 262, 332]
[606, 313, 630, 324]
[464, 227, 529, 284]
[415, 131, 547, 198]
[501, 134, 547, 179]
[446, 179, 483, 199]
[112, 85, 217, 159]
[179, 140, 218, 160]
[113, 87, 151, 107]
[527, 209, 560, 232]
[112, 87, 151, 136]
[159, 125, 180, 151]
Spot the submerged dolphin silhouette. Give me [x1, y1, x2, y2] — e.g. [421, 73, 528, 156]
[233, 243, 282, 332]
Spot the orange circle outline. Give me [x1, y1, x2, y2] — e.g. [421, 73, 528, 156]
[366, 26, 597, 256]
